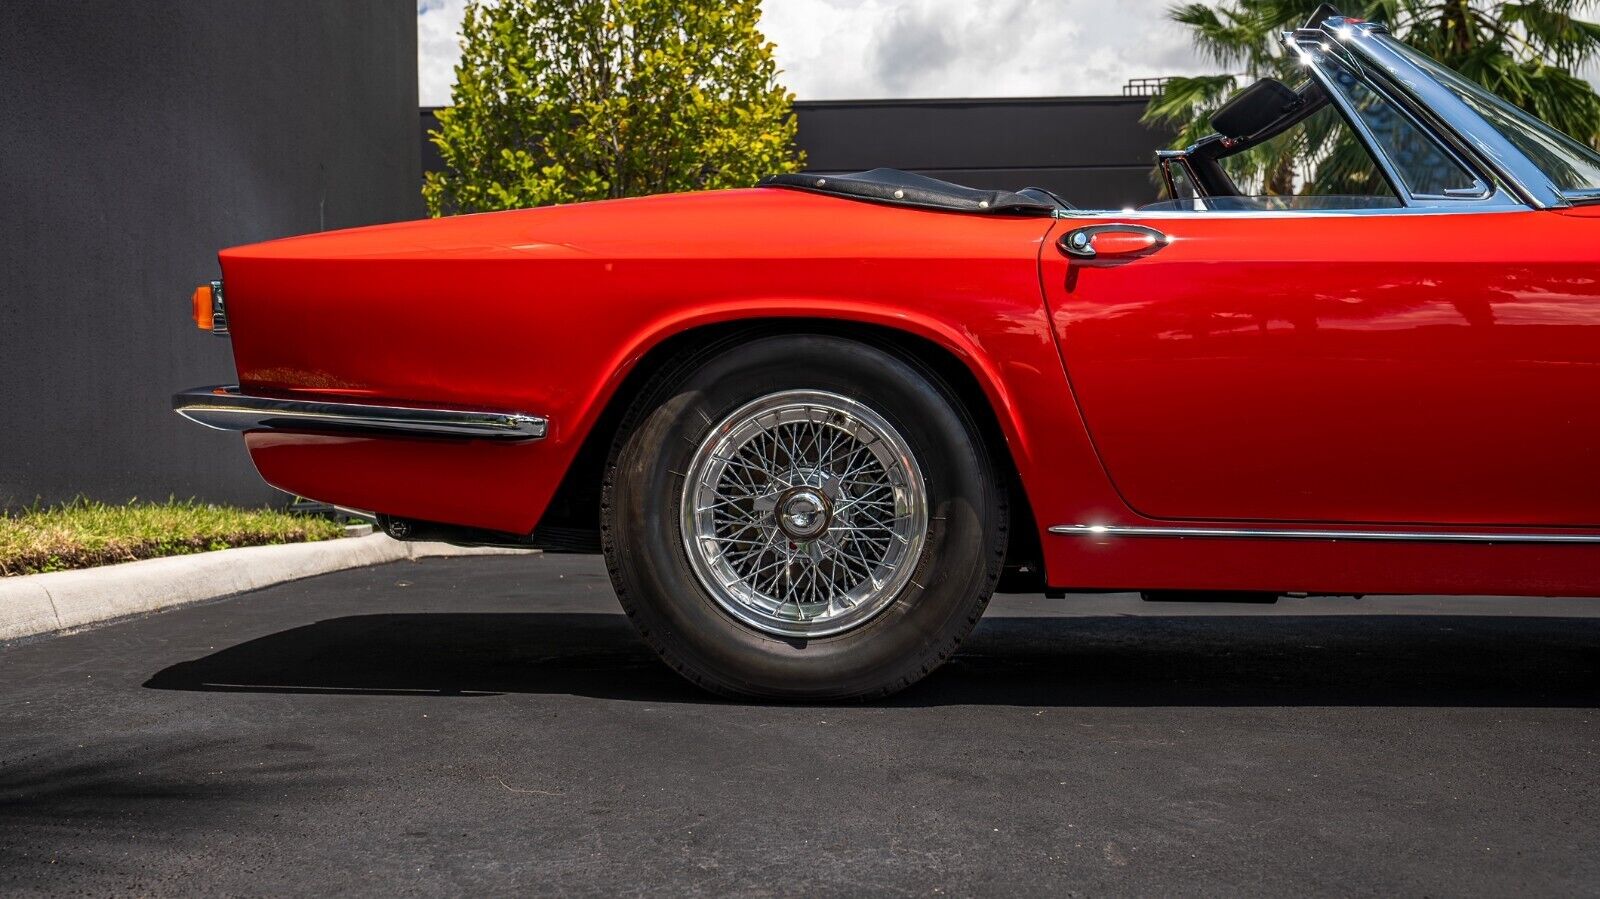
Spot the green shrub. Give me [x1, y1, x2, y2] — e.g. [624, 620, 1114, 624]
[424, 0, 804, 214]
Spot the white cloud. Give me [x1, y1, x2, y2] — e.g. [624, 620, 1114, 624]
[417, 0, 1225, 105]
[417, 0, 469, 107]
[761, 0, 1222, 99]
[417, 1, 1600, 105]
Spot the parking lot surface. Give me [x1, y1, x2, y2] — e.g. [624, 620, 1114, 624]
[2, 553, 1598, 895]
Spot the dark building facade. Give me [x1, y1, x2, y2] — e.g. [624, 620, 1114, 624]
[790, 97, 1170, 209]
[1, 2, 422, 509]
[421, 96, 1171, 209]
[1, 5, 1167, 511]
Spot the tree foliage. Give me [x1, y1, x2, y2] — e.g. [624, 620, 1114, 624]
[1146, 0, 1600, 195]
[424, 0, 804, 215]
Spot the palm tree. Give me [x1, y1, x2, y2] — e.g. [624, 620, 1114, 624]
[1146, 0, 1600, 195]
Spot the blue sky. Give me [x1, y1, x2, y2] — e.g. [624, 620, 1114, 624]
[416, 0, 1226, 105]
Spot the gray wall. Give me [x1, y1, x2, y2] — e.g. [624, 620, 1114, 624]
[1, 2, 422, 509]
[792, 97, 1171, 209]
[422, 96, 1171, 209]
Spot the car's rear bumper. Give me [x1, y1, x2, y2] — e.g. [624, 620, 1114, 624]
[172, 385, 548, 441]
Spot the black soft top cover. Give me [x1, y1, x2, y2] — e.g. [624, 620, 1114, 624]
[761, 168, 1059, 216]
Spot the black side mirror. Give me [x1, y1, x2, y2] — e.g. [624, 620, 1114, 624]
[1211, 79, 1302, 140]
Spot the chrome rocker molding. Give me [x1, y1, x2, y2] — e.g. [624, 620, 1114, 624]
[173, 385, 547, 441]
[1051, 524, 1600, 545]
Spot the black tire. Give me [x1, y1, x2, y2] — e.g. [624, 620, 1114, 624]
[601, 334, 1008, 700]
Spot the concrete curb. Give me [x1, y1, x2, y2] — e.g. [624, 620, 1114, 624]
[0, 534, 535, 642]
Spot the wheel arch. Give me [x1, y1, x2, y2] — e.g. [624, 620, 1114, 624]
[534, 314, 1047, 586]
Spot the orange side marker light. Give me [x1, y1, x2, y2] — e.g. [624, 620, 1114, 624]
[192, 283, 214, 331]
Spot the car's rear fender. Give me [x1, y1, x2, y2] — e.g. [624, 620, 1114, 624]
[221, 199, 1130, 572]
[532, 311, 1049, 567]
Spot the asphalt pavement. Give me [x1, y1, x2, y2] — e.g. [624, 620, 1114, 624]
[2, 553, 1598, 895]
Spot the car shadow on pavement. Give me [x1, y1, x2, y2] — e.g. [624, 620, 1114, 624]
[143, 611, 1600, 707]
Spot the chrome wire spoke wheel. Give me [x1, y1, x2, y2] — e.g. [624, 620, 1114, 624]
[681, 389, 928, 638]
[608, 335, 1006, 698]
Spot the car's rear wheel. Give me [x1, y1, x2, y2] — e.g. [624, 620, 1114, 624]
[601, 334, 1007, 700]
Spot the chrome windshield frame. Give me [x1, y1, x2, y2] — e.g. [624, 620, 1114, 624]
[1319, 17, 1570, 209]
[1145, 16, 1529, 216]
[1288, 28, 1499, 206]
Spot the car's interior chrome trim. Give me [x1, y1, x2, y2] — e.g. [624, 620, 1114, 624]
[1050, 524, 1600, 544]
[1155, 150, 1200, 205]
[173, 385, 547, 441]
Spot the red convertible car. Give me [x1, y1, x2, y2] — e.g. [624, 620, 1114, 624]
[176, 12, 1600, 699]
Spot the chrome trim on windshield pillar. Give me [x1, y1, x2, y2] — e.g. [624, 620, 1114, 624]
[1051, 524, 1600, 545]
[1325, 18, 1568, 209]
[1292, 29, 1497, 207]
[172, 385, 547, 441]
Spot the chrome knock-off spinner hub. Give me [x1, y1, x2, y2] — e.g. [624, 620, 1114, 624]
[681, 390, 928, 638]
[775, 486, 832, 540]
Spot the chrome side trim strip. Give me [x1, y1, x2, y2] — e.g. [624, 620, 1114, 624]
[1050, 524, 1600, 545]
[173, 385, 547, 441]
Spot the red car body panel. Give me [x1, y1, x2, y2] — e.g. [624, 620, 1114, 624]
[216, 186, 1600, 597]
[1040, 209, 1600, 527]
[224, 188, 1107, 541]
[1045, 535, 1600, 597]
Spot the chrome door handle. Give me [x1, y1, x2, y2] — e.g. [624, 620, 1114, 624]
[1059, 224, 1169, 258]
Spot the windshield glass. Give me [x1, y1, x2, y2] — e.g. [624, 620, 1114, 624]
[1321, 63, 1481, 197]
[1380, 34, 1600, 198]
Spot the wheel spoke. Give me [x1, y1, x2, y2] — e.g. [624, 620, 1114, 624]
[682, 390, 927, 637]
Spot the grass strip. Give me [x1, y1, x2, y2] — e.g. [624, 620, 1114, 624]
[1, 499, 346, 577]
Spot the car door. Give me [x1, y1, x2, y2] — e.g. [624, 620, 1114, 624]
[1038, 206, 1600, 527]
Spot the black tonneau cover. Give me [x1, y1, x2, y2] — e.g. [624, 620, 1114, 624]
[761, 168, 1058, 216]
